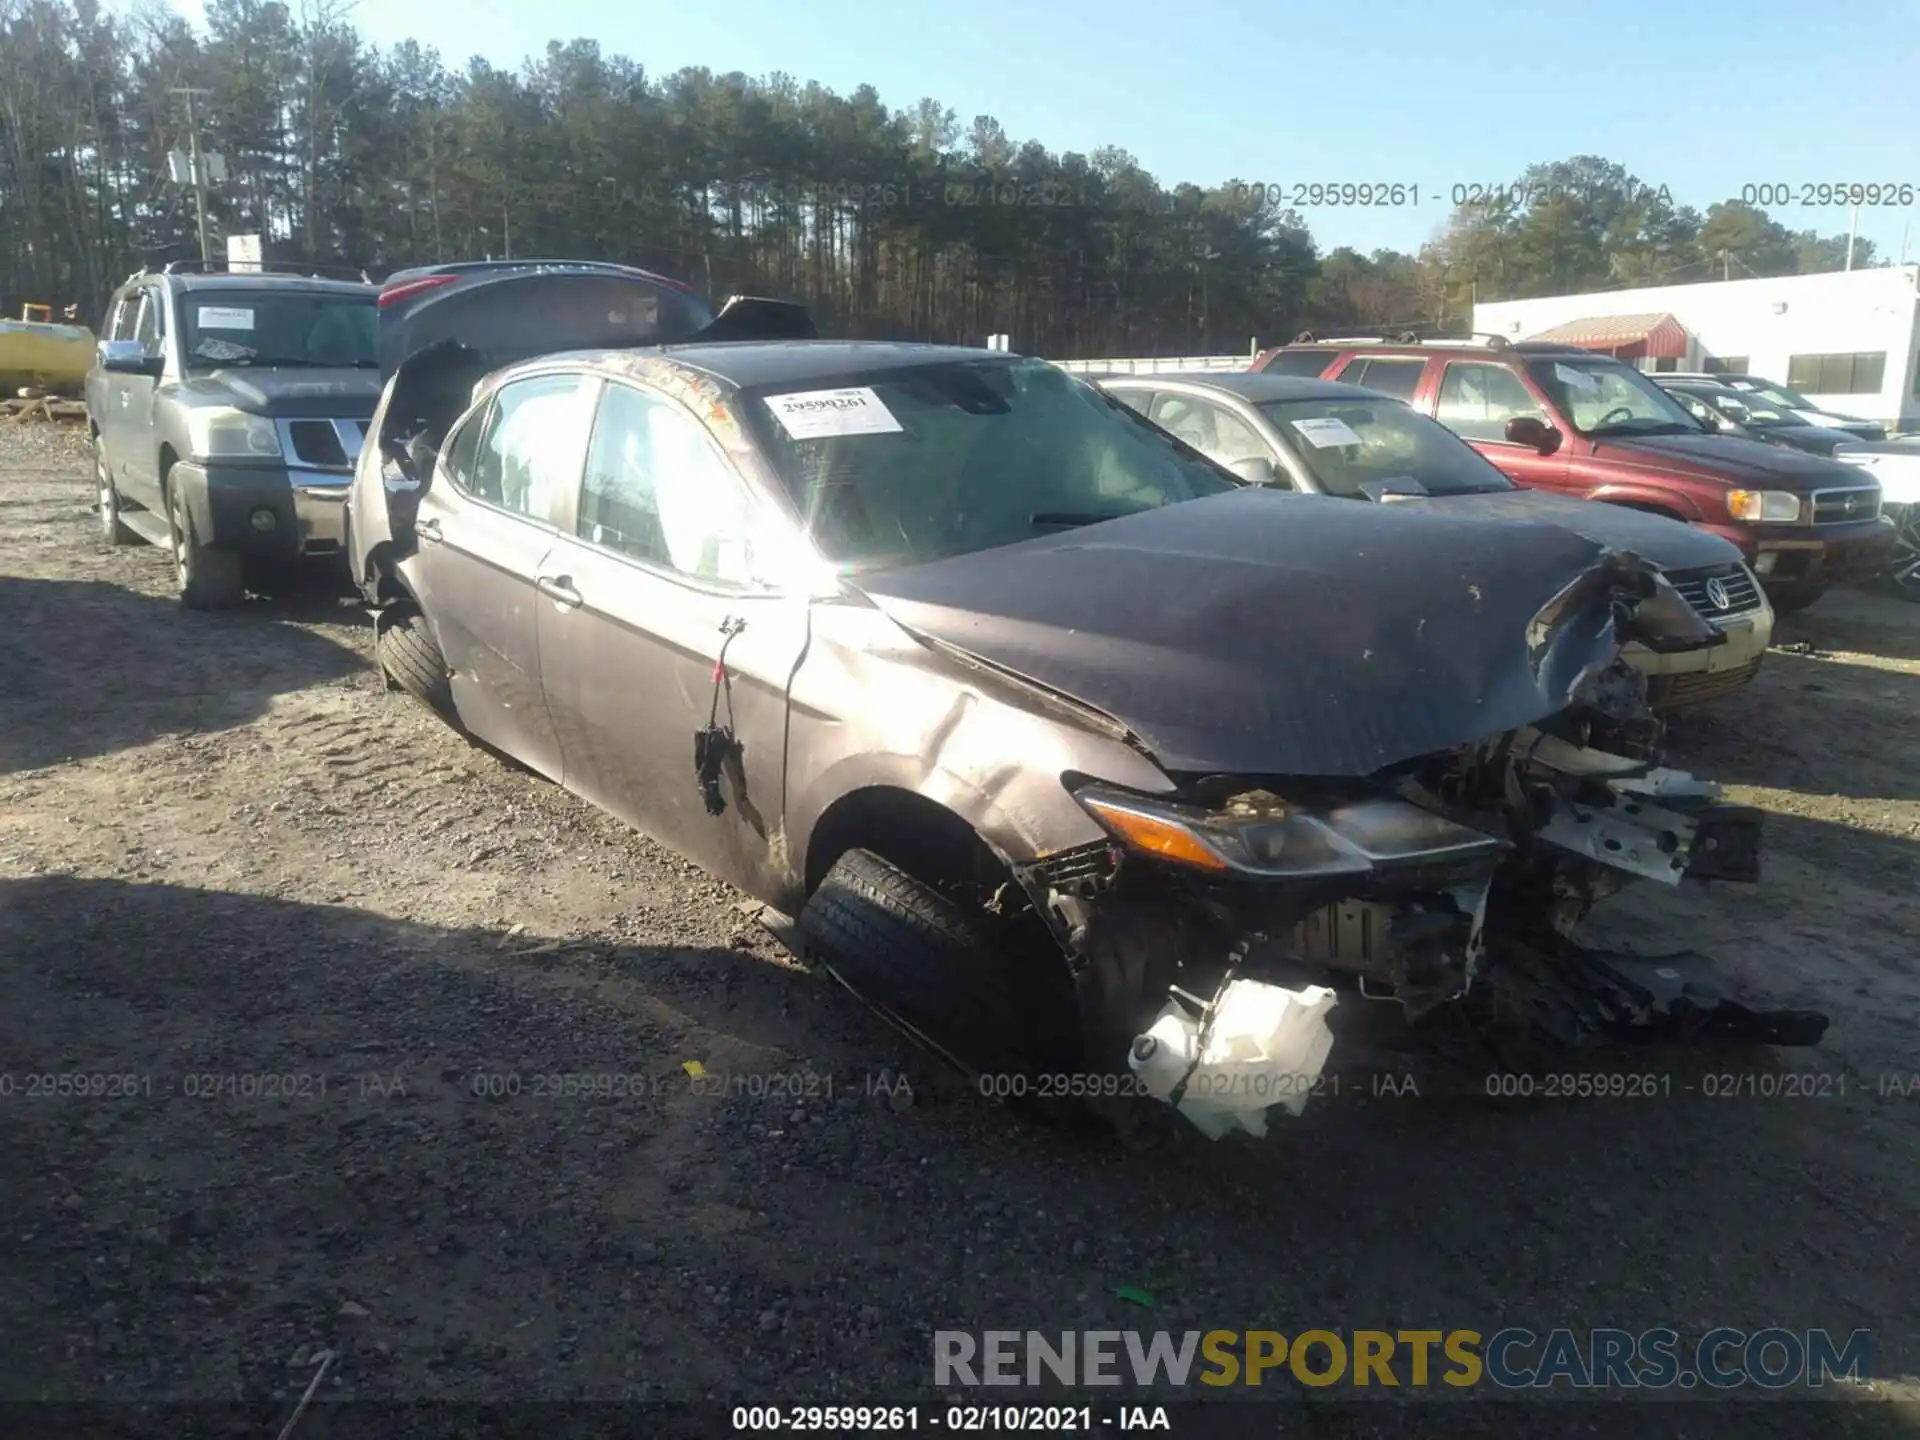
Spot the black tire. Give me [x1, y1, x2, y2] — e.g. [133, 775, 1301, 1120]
[93, 431, 137, 546]
[1879, 506, 1920, 603]
[166, 475, 245, 610]
[378, 607, 457, 721]
[799, 848, 1057, 1080]
[1766, 584, 1827, 616]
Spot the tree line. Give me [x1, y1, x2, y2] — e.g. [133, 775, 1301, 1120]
[0, 0, 1880, 355]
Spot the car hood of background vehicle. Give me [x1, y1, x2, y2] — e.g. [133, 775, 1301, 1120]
[1754, 424, 1851, 453]
[1405, 488, 1738, 571]
[854, 487, 1639, 779]
[177, 368, 382, 419]
[1595, 431, 1863, 488]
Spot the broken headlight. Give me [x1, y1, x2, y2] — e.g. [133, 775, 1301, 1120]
[1071, 784, 1504, 879]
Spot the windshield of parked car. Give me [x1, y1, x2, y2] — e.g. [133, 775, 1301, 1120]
[1726, 378, 1813, 411]
[1527, 357, 1707, 438]
[748, 359, 1240, 570]
[1257, 396, 1513, 497]
[181, 292, 378, 369]
[1696, 388, 1793, 425]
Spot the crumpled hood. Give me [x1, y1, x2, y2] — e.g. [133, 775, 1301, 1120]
[1596, 432, 1864, 488]
[1409, 488, 1740, 571]
[855, 488, 1667, 779]
[176, 368, 381, 419]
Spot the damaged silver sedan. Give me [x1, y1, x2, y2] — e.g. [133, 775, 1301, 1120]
[345, 273, 1824, 1138]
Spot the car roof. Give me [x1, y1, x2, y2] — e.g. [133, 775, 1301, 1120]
[383, 259, 697, 294]
[1097, 371, 1393, 405]
[535, 339, 1014, 390]
[1274, 340, 1596, 360]
[167, 273, 375, 297]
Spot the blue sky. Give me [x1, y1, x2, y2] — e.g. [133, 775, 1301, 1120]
[156, 0, 1920, 265]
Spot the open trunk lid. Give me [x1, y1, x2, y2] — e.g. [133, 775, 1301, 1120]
[348, 271, 816, 595]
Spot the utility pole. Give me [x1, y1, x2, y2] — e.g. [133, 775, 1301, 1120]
[1845, 203, 1859, 271]
[171, 87, 214, 264]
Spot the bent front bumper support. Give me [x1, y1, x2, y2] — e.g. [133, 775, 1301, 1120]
[1484, 935, 1830, 1051]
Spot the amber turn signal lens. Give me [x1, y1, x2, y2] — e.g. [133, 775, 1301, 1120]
[1078, 796, 1230, 872]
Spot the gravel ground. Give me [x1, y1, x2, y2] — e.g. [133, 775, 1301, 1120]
[1, 422, 1917, 1439]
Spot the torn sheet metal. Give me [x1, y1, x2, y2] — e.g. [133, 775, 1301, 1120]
[1535, 792, 1700, 885]
[856, 490, 1680, 779]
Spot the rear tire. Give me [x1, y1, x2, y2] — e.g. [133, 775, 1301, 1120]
[166, 475, 245, 610]
[379, 607, 458, 722]
[94, 432, 137, 546]
[799, 848, 1059, 1081]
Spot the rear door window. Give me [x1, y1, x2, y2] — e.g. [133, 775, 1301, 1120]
[1434, 363, 1548, 442]
[1262, 348, 1340, 378]
[465, 372, 599, 525]
[1333, 356, 1426, 401]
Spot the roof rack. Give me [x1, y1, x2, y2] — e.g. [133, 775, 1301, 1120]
[145, 259, 373, 282]
[1288, 329, 1514, 349]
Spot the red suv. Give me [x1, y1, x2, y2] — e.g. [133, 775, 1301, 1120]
[1251, 336, 1896, 612]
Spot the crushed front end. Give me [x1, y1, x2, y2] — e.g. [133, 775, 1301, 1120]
[1010, 560, 1828, 1136]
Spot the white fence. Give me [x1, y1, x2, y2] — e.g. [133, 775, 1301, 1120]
[1050, 353, 1258, 375]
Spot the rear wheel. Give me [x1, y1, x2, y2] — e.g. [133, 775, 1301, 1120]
[166, 475, 245, 610]
[378, 607, 458, 722]
[94, 432, 136, 546]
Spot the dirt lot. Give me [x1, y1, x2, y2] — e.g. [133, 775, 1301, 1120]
[1, 423, 1917, 1438]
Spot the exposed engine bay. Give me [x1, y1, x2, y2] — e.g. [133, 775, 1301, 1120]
[1012, 651, 1825, 1137]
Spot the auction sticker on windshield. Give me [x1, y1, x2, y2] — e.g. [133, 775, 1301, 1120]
[765, 387, 903, 439]
[1290, 416, 1363, 448]
[198, 306, 255, 330]
[1554, 363, 1598, 392]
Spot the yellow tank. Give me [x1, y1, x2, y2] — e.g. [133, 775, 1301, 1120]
[0, 307, 97, 394]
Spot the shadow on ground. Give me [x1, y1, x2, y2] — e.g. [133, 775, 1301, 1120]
[0, 874, 1913, 1438]
[0, 575, 366, 774]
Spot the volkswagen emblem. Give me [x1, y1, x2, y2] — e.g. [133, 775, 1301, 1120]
[1703, 576, 1732, 611]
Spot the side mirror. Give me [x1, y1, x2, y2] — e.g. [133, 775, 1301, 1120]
[1505, 415, 1561, 455]
[1227, 455, 1276, 485]
[98, 339, 162, 377]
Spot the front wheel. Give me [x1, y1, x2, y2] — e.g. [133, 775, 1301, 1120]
[799, 848, 1062, 1082]
[94, 433, 137, 546]
[166, 477, 245, 610]
[1880, 506, 1920, 603]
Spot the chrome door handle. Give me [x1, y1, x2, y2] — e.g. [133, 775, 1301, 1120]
[417, 517, 443, 544]
[536, 575, 582, 608]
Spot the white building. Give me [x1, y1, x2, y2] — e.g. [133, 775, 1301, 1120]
[1473, 266, 1920, 430]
